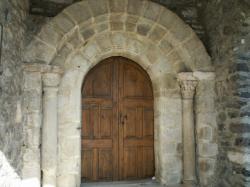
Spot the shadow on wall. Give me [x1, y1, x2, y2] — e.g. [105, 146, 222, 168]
[0, 151, 39, 187]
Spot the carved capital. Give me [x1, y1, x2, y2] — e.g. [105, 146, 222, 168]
[42, 73, 61, 88]
[179, 80, 198, 99]
[178, 72, 198, 99]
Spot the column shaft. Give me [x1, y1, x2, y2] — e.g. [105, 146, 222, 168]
[42, 73, 61, 187]
[182, 98, 196, 184]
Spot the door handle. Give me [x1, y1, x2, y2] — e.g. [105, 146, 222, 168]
[120, 113, 124, 125]
[119, 113, 127, 125]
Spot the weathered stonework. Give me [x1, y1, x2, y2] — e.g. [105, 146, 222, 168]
[0, 0, 29, 181]
[200, 0, 250, 186]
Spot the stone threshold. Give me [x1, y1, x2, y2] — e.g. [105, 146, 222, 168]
[81, 179, 191, 187]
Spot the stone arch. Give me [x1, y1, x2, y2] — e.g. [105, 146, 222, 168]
[24, 1, 215, 187]
[25, 0, 212, 72]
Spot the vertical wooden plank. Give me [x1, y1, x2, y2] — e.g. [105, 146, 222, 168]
[118, 59, 124, 180]
[112, 61, 119, 181]
[100, 108, 112, 138]
[82, 108, 90, 138]
[98, 149, 113, 180]
[137, 146, 143, 178]
[136, 107, 143, 138]
[93, 148, 98, 181]
[91, 106, 99, 139]
[81, 149, 93, 180]
[124, 148, 137, 179]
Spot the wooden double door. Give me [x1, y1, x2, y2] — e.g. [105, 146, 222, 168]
[81, 57, 154, 182]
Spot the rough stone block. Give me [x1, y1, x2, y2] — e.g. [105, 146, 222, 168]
[25, 127, 40, 148]
[38, 23, 63, 48]
[95, 14, 109, 23]
[227, 151, 250, 165]
[125, 23, 136, 32]
[23, 72, 42, 91]
[198, 126, 213, 141]
[110, 22, 124, 31]
[126, 37, 146, 56]
[183, 36, 212, 71]
[81, 42, 100, 60]
[137, 23, 152, 36]
[158, 10, 177, 30]
[148, 25, 166, 42]
[88, 0, 108, 16]
[196, 96, 215, 113]
[96, 23, 109, 33]
[53, 45, 72, 66]
[53, 13, 75, 34]
[81, 28, 95, 40]
[143, 2, 162, 21]
[109, 0, 126, 12]
[159, 39, 174, 54]
[25, 38, 56, 64]
[110, 32, 127, 49]
[65, 2, 92, 24]
[23, 149, 40, 163]
[169, 20, 193, 43]
[199, 142, 218, 157]
[23, 90, 42, 112]
[59, 137, 80, 159]
[57, 174, 78, 187]
[127, 0, 145, 16]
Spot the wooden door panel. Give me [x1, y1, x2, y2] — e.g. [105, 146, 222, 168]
[82, 104, 113, 139]
[142, 147, 155, 177]
[81, 149, 93, 181]
[122, 63, 153, 98]
[123, 148, 137, 179]
[123, 107, 137, 138]
[92, 106, 99, 138]
[82, 108, 91, 138]
[82, 62, 113, 98]
[143, 108, 154, 137]
[98, 149, 113, 180]
[100, 108, 112, 138]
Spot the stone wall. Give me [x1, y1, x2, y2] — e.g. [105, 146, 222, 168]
[0, 0, 29, 178]
[152, 0, 206, 43]
[200, 0, 250, 186]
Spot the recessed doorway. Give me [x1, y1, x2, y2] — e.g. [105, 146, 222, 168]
[81, 57, 154, 182]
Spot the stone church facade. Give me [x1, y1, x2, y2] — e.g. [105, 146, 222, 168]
[0, 0, 249, 187]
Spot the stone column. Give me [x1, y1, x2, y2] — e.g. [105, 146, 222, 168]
[42, 73, 61, 187]
[178, 73, 198, 186]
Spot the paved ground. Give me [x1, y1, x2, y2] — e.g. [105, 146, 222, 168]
[81, 179, 187, 187]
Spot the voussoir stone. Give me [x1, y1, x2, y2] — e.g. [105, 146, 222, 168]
[88, 0, 108, 16]
[158, 9, 178, 30]
[127, 0, 145, 16]
[143, 1, 162, 21]
[38, 23, 63, 48]
[65, 2, 92, 24]
[53, 12, 76, 34]
[109, 0, 127, 13]
[148, 25, 166, 43]
[25, 38, 56, 64]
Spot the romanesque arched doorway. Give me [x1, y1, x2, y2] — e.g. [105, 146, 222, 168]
[23, 1, 216, 187]
[81, 57, 154, 182]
